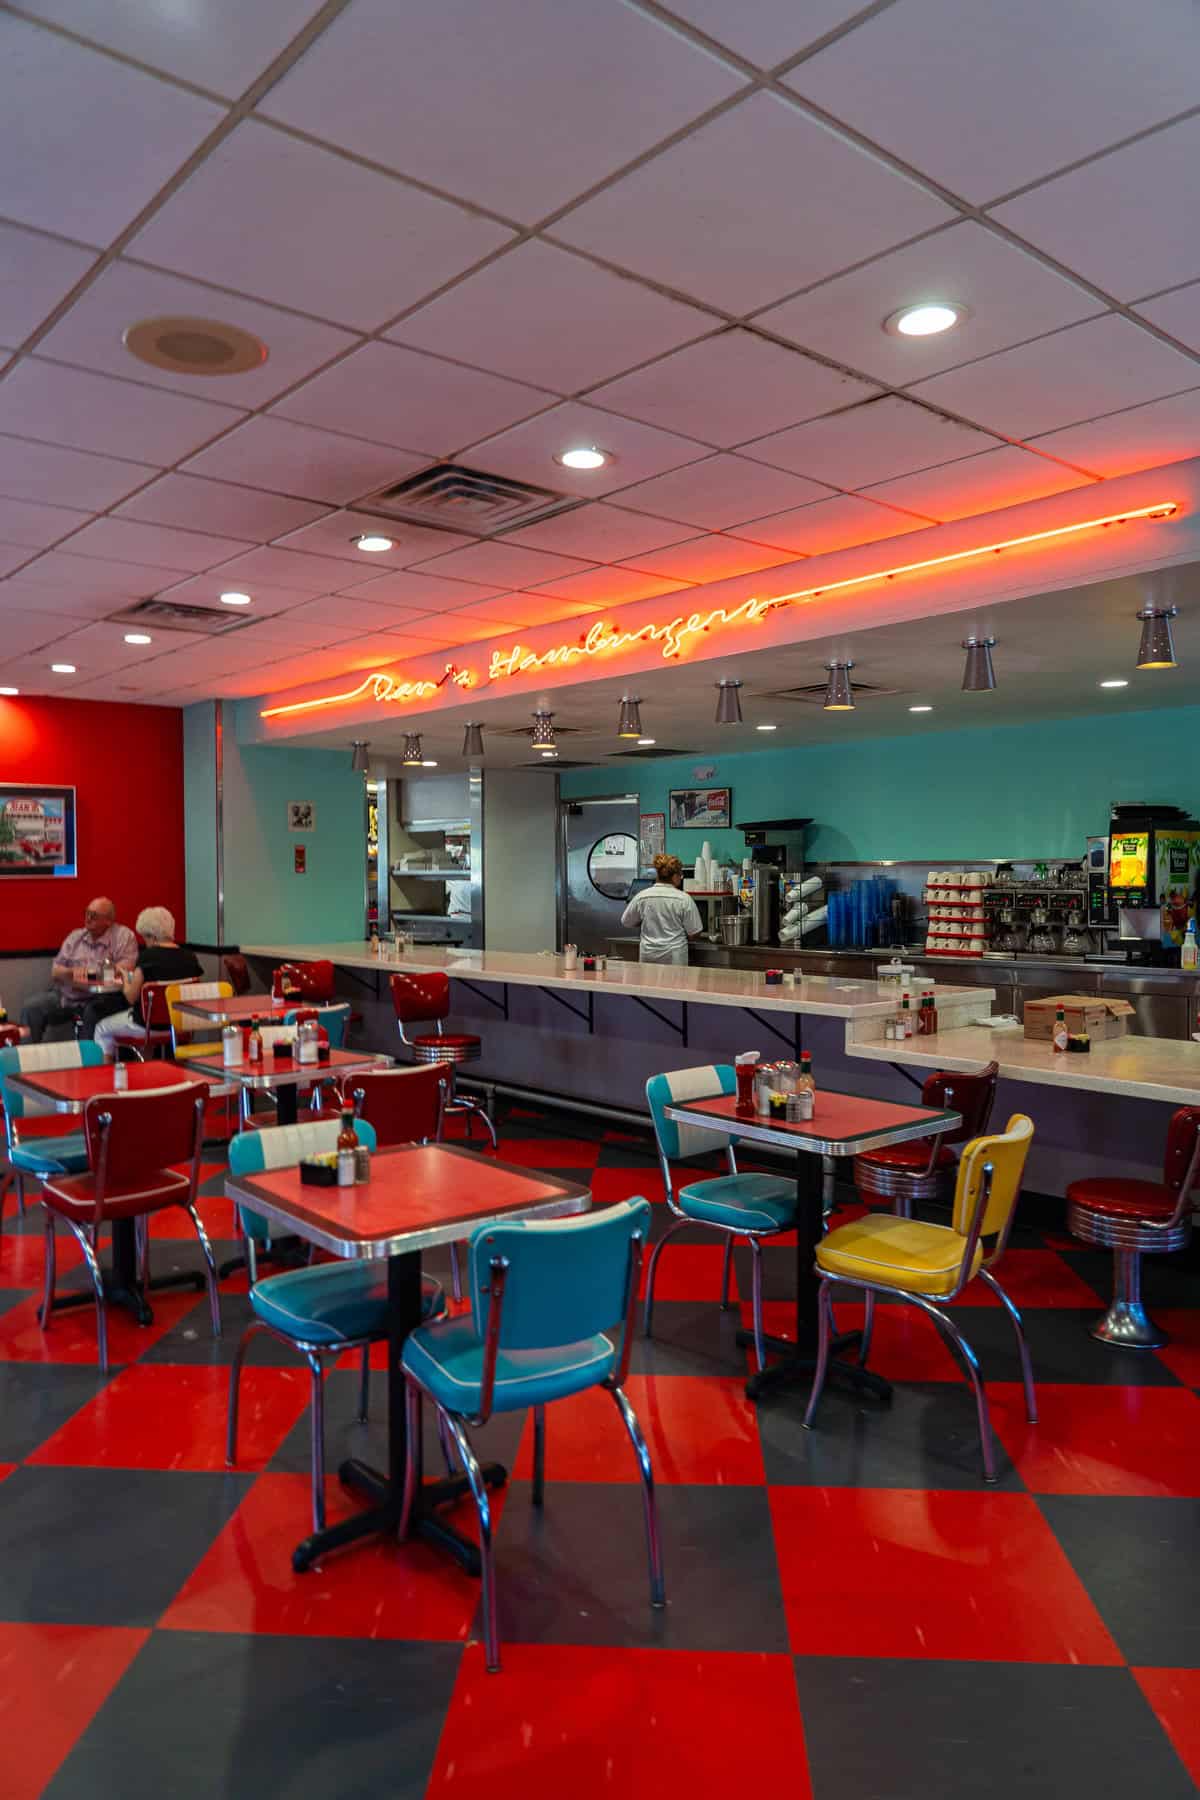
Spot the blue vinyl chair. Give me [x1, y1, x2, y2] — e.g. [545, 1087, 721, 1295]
[0, 1042, 104, 1222]
[400, 1197, 663, 1672]
[644, 1066, 799, 1371]
[225, 1118, 446, 1533]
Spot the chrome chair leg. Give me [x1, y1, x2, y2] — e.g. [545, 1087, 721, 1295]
[435, 1407, 457, 1476]
[913, 1296, 998, 1483]
[357, 1344, 371, 1423]
[398, 1378, 422, 1541]
[63, 1217, 108, 1374]
[532, 1403, 546, 1507]
[225, 1320, 266, 1468]
[642, 1218, 689, 1339]
[748, 1236, 766, 1373]
[442, 1411, 499, 1671]
[17, 1173, 26, 1219]
[38, 1212, 57, 1327]
[803, 1280, 836, 1429]
[449, 1242, 463, 1304]
[183, 1203, 222, 1340]
[719, 1235, 735, 1310]
[858, 1288, 876, 1368]
[306, 1350, 327, 1533]
[610, 1385, 665, 1611]
[977, 1267, 1037, 1421]
[135, 1214, 150, 1291]
[246, 1234, 258, 1287]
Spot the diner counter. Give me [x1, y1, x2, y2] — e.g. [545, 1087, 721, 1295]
[846, 1022, 1200, 1107]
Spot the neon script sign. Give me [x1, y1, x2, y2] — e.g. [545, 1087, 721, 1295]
[260, 501, 1177, 720]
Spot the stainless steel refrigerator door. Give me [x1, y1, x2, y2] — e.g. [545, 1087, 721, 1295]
[562, 795, 640, 952]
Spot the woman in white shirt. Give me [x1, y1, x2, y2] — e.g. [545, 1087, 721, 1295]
[621, 854, 704, 965]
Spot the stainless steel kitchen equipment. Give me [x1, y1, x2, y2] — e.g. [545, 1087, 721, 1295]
[562, 794, 641, 952]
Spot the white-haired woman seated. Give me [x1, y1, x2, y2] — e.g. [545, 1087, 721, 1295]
[94, 906, 203, 1060]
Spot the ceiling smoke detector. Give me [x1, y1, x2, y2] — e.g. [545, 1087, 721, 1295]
[123, 316, 268, 377]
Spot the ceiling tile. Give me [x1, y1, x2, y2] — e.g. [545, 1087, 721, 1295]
[446, 592, 596, 628]
[786, 0, 1200, 202]
[272, 341, 547, 456]
[620, 534, 797, 583]
[206, 545, 364, 594]
[0, 435, 154, 511]
[502, 502, 695, 561]
[411, 540, 594, 588]
[742, 394, 1000, 488]
[129, 121, 515, 331]
[0, 496, 92, 550]
[334, 633, 452, 669]
[181, 417, 424, 505]
[16, 0, 324, 97]
[0, 577, 132, 622]
[261, 0, 743, 220]
[457, 401, 706, 496]
[0, 16, 223, 243]
[1135, 284, 1200, 356]
[0, 360, 243, 464]
[446, 598, 531, 629]
[272, 510, 473, 570]
[525, 565, 694, 606]
[272, 594, 431, 635]
[907, 315, 1200, 439]
[592, 328, 877, 445]
[36, 260, 359, 405]
[333, 569, 505, 609]
[658, 0, 870, 68]
[13, 549, 183, 603]
[0, 542, 38, 578]
[150, 573, 331, 617]
[115, 473, 331, 539]
[0, 224, 98, 345]
[757, 220, 1100, 385]
[860, 445, 1095, 522]
[55, 516, 249, 572]
[554, 91, 953, 315]
[1028, 389, 1200, 478]
[611, 452, 831, 529]
[389, 240, 714, 392]
[992, 116, 1200, 303]
[39, 618, 194, 675]
[730, 492, 931, 555]
[0, 607, 87, 659]
[232, 609, 366, 649]
[403, 612, 515, 646]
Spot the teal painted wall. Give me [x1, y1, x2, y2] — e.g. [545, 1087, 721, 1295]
[561, 704, 1199, 864]
[182, 702, 217, 942]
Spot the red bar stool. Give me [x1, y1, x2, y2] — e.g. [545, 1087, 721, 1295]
[1065, 1106, 1200, 1347]
[854, 1061, 999, 1217]
[389, 971, 497, 1148]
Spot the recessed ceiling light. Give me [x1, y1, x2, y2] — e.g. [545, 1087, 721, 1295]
[909, 704, 933, 712]
[124, 632, 152, 645]
[541, 750, 558, 759]
[756, 723, 777, 732]
[0, 686, 18, 696]
[884, 301, 965, 338]
[1099, 678, 1129, 689]
[637, 737, 656, 746]
[354, 533, 394, 553]
[220, 591, 252, 606]
[50, 663, 76, 674]
[556, 446, 609, 471]
[123, 315, 267, 376]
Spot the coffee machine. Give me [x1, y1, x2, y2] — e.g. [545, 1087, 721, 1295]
[737, 817, 810, 944]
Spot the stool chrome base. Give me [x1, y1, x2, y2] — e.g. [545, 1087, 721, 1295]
[1090, 1297, 1167, 1349]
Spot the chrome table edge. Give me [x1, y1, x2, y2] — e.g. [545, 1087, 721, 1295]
[663, 1102, 961, 1157]
[191, 1053, 391, 1090]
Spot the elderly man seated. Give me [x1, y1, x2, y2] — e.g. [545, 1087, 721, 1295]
[20, 897, 137, 1043]
[94, 906, 202, 1060]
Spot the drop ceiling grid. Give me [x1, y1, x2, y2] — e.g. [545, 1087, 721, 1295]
[0, 0, 1198, 703]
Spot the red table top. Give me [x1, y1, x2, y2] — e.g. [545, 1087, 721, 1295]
[188, 1046, 380, 1085]
[226, 1143, 590, 1258]
[12, 1063, 210, 1109]
[177, 995, 349, 1021]
[668, 1090, 959, 1155]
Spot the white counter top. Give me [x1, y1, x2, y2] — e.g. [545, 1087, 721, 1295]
[846, 1023, 1200, 1105]
[241, 941, 993, 1022]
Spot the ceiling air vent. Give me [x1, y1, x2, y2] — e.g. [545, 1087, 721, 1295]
[358, 464, 582, 535]
[106, 598, 253, 635]
[758, 680, 904, 705]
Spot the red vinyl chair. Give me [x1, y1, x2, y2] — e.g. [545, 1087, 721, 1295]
[275, 960, 337, 1002]
[388, 971, 497, 1149]
[223, 954, 251, 997]
[1065, 1106, 1200, 1347]
[340, 1064, 447, 1147]
[102, 980, 180, 1062]
[38, 1082, 220, 1373]
[854, 1061, 1000, 1217]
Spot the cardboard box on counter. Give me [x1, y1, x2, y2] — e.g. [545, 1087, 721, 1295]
[1023, 994, 1135, 1041]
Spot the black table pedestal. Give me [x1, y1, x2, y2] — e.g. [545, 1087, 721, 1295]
[48, 1217, 204, 1329]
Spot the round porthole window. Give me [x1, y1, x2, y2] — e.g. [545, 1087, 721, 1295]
[587, 832, 639, 900]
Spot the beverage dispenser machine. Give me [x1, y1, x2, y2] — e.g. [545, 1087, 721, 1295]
[1108, 804, 1200, 953]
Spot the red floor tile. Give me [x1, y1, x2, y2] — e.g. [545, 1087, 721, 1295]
[1132, 1669, 1200, 1787]
[0, 1463, 13, 1484]
[787, 1299, 964, 1383]
[426, 1642, 812, 1798]
[27, 1363, 311, 1471]
[1153, 1311, 1200, 1387]
[0, 1227, 83, 1289]
[770, 1486, 1122, 1664]
[0, 1287, 203, 1365]
[149, 1190, 238, 1240]
[639, 1242, 732, 1302]
[990, 1383, 1200, 1497]
[957, 1249, 1104, 1309]
[495, 1138, 598, 1169]
[588, 1166, 662, 1205]
[0, 1622, 150, 1800]
[160, 1472, 486, 1641]
[511, 1374, 765, 1487]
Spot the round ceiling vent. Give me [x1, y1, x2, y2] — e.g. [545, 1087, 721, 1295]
[122, 316, 268, 376]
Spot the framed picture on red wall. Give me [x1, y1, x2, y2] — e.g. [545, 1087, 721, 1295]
[0, 783, 77, 878]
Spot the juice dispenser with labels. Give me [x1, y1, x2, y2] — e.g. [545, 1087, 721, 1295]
[1108, 804, 1200, 954]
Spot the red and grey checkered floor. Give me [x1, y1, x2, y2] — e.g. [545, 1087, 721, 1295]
[2, 1105, 1200, 1798]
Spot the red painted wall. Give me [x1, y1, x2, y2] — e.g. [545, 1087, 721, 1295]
[0, 695, 185, 950]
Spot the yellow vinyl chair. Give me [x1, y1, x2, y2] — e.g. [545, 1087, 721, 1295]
[804, 1114, 1036, 1482]
[166, 980, 233, 1063]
